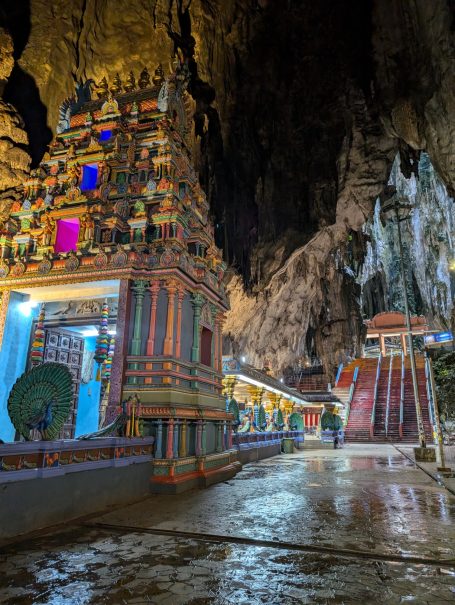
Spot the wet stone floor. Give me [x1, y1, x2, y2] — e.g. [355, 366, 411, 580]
[1, 445, 454, 604]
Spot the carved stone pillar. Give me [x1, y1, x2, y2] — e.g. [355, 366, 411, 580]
[201, 421, 207, 455]
[107, 280, 131, 422]
[166, 419, 174, 459]
[155, 419, 163, 459]
[174, 286, 185, 358]
[131, 280, 148, 355]
[129, 280, 147, 385]
[173, 420, 179, 458]
[215, 421, 223, 453]
[217, 313, 225, 373]
[163, 280, 177, 356]
[145, 280, 160, 385]
[195, 420, 202, 456]
[146, 280, 160, 356]
[227, 421, 233, 449]
[179, 420, 187, 458]
[191, 293, 204, 362]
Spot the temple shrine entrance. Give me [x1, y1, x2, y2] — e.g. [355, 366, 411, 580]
[42, 327, 85, 438]
[200, 327, 213, 367]
[0, 280, 119, 441]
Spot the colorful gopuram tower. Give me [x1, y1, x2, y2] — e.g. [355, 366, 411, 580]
[0, 64, 239, 491]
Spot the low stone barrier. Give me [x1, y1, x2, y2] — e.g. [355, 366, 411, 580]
[0, 437, 154, 483]
[233, 431, 304, 463]
[0, 437, 154, 542]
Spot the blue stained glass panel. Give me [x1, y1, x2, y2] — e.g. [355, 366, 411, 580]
[81, 164, 98, 190]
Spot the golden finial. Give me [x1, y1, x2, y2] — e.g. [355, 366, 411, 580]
[124, 71, 136, 93]
[152, 64, 165, 87]
[94, 76, 109, 99]
[110, 73, 122, 95]
[138, 67, 151, 89]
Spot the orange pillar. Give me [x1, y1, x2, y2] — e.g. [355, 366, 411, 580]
[401, 333, 407, 356]
[213, 316, 220, 371]
[174, 286, 185, 358]
[380, 334, 386, 357]
[146, 281, 160, 355]
[163, 281, 177, 356]
[217, 313, 225, 372]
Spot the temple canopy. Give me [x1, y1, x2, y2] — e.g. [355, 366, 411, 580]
[222, 356, 340, 415]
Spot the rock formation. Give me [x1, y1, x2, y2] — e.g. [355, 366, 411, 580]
[0, 0, 453, 375]
[0, 27, 30, 219]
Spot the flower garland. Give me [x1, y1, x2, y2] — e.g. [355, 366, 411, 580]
[94, 301, 109, 381]
[30, 304, 45, 366]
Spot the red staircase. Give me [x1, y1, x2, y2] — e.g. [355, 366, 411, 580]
[372, 361, 390, 438]
[401, 357, 433, 442]
[384, 356, 402, 440]
[343, 358, 378, 442]
[342, 354, 433, 443]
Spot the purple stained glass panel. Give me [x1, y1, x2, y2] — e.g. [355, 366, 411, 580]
[55, 218, 79, 254]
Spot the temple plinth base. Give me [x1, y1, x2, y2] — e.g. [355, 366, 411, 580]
[414, 447, 436, 462]
[150, 451, 241, 494]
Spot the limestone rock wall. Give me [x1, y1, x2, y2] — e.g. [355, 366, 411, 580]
[361, 153, 455, 329]
[0, 28, 30, 220]
[0, 0, 453, 375]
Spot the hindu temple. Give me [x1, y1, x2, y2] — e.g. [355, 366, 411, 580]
[0, 63, 242, 492]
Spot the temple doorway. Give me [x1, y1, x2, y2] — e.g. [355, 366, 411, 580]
[200, 327, 213, 367]
[0, 280, 119, 442]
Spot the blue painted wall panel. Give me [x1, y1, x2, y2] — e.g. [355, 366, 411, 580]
[74, 336, 101, 437]
[0, 293, 34, 442]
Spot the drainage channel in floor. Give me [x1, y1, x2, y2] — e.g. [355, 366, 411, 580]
[84, 521, 455, 568]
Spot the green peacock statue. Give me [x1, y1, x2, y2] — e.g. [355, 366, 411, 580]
[277, 408, 284, 427]
[258, 404, 267, 429]
[289, 412, 304, 431]
[7, 363, 73, 440]
[320, 410, 342, 431]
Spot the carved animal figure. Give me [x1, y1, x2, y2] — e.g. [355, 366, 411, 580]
[77, 412, 127, 440]
[7, 363, 73, 440]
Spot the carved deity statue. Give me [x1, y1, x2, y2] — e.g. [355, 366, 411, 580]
[99, 162, 110, 184]
[79, 213, 95, 242]
[39, 213, 55, 247]
[67, 162, 81, 187]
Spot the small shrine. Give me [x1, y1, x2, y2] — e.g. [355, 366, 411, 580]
[0, 65, 238, 492]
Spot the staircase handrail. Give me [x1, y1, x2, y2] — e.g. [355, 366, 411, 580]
[353, 366, 359, 384]
[399, 351, 405, 438]
[343, 365, 360, 427]
[424, 355, 436, 437]
[370, 354, 382, 438]
[384, 354, 393, 437]
[335, 363, 343, 387]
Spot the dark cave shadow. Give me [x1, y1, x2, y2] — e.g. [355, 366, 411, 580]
[0, 0, 53, 166]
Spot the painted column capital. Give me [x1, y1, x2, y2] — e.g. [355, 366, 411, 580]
[177, 285, 185, 302]
[149, 280, 160, 296]
[165, 278, 179, 296]
[132, 279, 148, 298]
[191, 292, 205, 310]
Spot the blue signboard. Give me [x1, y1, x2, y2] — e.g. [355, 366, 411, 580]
[424, 331, 453, 345]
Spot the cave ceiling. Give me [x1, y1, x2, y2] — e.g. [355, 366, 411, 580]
[0, 0, 453, 375]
